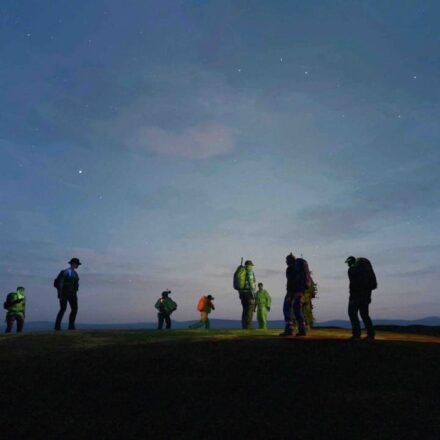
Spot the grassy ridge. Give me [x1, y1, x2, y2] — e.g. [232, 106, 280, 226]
[0, 329, 439, 439]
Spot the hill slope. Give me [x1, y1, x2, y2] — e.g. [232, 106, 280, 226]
[0, 329, 439, 439]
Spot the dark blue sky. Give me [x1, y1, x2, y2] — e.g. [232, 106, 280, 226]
[1, 0, 439, 323]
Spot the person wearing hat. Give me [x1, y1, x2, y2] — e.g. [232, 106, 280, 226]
[155, 290, 177, 330]
[189, 294, 215, 329]
[345, 256, 376, 340]
[4, 286, 26, 333]
[254, 283, 271, 330]
[238, 260, 257, 329]
[54, 258, 82, 331]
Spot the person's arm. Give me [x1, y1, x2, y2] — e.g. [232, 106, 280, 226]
[266, 291, 271, 309]
[74, 273, 80, 292]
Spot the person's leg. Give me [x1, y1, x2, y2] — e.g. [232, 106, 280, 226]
[293, 294, 306, 335]
[55, 298, 68, 330]
[199, 311, 207, 329]
[5, 314, 14, 333]
[16, 315, 24, 333]
[359, 301, 375, 338]
[257, 307, 263, 329]
[348, 299, 361, 338]
[240, 294, 247, 329]
[190, 312, 206, 329]
[258, 307, 268, 329]
[280, 295, 294, 335]
[202, 312, 210, 329]
[68, 294, 78, 330]
[165, 314, 171, 329]
[245, 301, 255, 329]
[158, 313, 164, 329]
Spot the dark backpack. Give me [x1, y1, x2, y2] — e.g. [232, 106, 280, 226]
[233, 258, 247, 291]
[296, 258, 314, 290]
[357, 257, 378, 290]
[53, 271, 64, 289]
[3, 292, 14, 310]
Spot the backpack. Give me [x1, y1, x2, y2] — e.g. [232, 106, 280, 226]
[357, 257, 378, 290]
[3, 292, 14, 311]
[197, 296, 207, 312]
[168, 298, 177, 313]
[233, 258, 246, 290]
[53, 271, 64, 289]
[296, 258, 313, 290]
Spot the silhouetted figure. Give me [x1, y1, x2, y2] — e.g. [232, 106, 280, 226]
[345, 256, 377, 340]
[189, 294, 215, 329]
[4, 287, 26, 333]
[155, 290, 177, 329]
[280, 253, 311, 337]
[255, 283, 271, 329]
[237, 260, 257, 329]
[54, 258, 81, 331]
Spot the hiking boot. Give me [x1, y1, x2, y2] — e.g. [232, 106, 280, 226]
[54, 327, 61, 331]
[349, 335, 361, 340]
[295, 332, 306, 337]
[364, 335, 375, 341]
[279, 331, 293, 337]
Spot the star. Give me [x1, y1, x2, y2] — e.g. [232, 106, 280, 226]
[26, 33, 31, 37]
[237, 68, 241, 73]
[304, 71, 308, 75]
[413, 75, 417, 79]
[78, 170, 83, 174]
[280, 57, 283, 62]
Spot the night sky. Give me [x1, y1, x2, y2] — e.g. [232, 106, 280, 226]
[1, 1, 439, 324]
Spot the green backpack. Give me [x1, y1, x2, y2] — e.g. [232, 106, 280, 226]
[233, 258, 247, 290]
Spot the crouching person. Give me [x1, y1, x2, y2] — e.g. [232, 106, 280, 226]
[4, 287, 26, 333]
[189, 295, 215, 329]
[155, 290, 177, 329]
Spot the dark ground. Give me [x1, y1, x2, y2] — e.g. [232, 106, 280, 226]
[0, 329, 439, 440]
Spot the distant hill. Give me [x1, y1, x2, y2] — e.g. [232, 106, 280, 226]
[21, 316, 440, 332]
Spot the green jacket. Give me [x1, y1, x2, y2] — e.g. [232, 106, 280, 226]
[155, 297, 177, 315]
[255, 289, 271, 308]
[244, 267, 257, 294]
[203, 299, 215, 314]
[5, 291, 26, 316]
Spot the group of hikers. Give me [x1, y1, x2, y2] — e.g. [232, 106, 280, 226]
[3, 252, 378, 340]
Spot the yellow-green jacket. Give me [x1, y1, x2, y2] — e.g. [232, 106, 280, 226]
[5, 291, 26, 316]
[255, 289, 271, 308]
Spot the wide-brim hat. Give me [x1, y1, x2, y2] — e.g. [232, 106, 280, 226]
[207, 295, 214, 300]
[69, 258, 82, 266]
[345, 256, 356, 265]
[244, 260, 254, 266]
[162, 290, 171, 296]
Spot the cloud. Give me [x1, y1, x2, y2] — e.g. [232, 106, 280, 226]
[382, 266, 440, 279]
[289, 156, 440, 243]
[131, 122, 235, 160]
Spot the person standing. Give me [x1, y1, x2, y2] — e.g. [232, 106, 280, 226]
[189, 294, 215, 329]
[155, 290, 177, 330]
[4, 287, 26, 333]
[238, 260, 257, 329]
[280, 253, 310, 337]
[345, 256, 377, 340]
[255, 283, 271, 329]
[54, 258, 81, 331]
